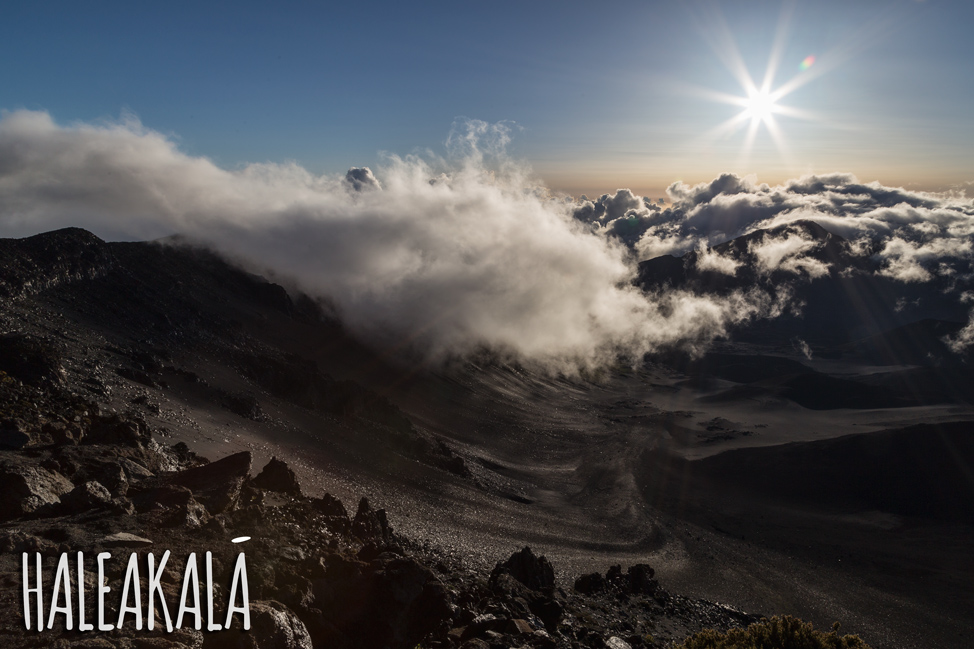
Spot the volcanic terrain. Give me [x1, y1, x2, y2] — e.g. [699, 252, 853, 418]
[0, 227, 972, 649]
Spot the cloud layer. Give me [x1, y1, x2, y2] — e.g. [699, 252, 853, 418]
[2, 110, 973, 361]
[0, 111, 780, 367]
[574, 172, 974, 351]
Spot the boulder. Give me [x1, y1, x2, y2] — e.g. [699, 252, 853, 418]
[491, 546, 555, 592]
[460, 614, 508, 640]
[489, 548, 563, 633]
[47, 421, 84, 445]
[313, 493, 350, 535]
[59, 480, 113, 513]
[508, 618, 535, 635]
[365, 554, 453, 648]
[130, 483, 209, 528]
[0, 462, 73, 520]
[211, 600, 313, 649]
[626, 564, 657, 595]
[248, 600, 314, 649]
[169, 451, 252, 514]
[603, 563, 658, 596]
[252, 457, 302, 496]
[100, 532, 153, 548]
[527, 596, 563, 635]
[606, 637, 633, 649]
[352, 496, 394, 545]
[574, 572, 608, 595]
[313, 492, 348, 518]
[308, 552, 451, 649]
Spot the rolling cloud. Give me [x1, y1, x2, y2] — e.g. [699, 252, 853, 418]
[0, 111, 778, 367]
[604, 172, 974, 351]
[2, 110, 973, 361]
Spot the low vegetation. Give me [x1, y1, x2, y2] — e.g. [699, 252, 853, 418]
[673, 616, 872, 649]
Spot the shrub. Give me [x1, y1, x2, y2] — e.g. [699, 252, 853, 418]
[673, 616, 872, 649]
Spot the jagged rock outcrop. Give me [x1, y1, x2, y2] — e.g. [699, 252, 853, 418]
[0, 227, 115, 298]
[351, 496, 395, 547]
[253, 457, 303, 496]
[491, 546, 556, 591]
[168, 450, 252, 514]
[488, 547, 564, 633]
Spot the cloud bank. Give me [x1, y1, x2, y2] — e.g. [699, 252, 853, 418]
[2, 110, 973, 361]
[573, 172, 974, 351]
[0, 111, 778, 367]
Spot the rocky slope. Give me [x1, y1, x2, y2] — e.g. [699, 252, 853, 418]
[0, 228, 781, 648]
[0, 362, 767, 649]
[2, 227, 967, 648]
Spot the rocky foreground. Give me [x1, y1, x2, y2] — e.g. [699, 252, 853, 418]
[0, 340, 780, 649]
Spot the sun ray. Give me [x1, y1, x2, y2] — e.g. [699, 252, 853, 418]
[761, 1, 796, 94]
[689, 1, 832, 171]
[740, 117, 760, 166]
[701, 111, 755, 142]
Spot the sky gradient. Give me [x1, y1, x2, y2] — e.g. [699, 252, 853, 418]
[2, 0, 973, 199]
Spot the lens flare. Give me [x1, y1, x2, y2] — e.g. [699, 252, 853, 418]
[800, 55, 816, 71]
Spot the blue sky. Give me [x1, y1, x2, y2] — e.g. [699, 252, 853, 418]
[2, 0, 972, 197]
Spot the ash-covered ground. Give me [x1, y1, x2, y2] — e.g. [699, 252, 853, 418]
[1, 228, 972, 648]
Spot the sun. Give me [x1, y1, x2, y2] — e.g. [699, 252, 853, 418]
[705, 78, 798, 164]
[743, 87, 778, 124]
[689, 5, 827, 168]
[693, 58, 815, 167]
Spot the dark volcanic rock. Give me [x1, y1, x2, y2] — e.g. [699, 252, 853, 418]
[309, 552, 451, 649]
[0, 460, 73, 520]
[168, 450, 252, 514]
[313, 492, 351, 535]
[0, 333, 65, 387]
[214, 600, 314, 649]
[220, 390, 264, 420]
[313, 492, 349, 519]
[626, 564, 658, 595]
[603, 564, 659, 596]
[0, 227, 114, 298]
[574, 571, 608, 595]
[352, 496, 394, 546]
[0, 419, 32, 449]
[58, 480, 113, 513]
[253, 457, 302, 496]
[84, 412, 151, 446]
[491, 546, 556, 592]
[488, 548, 564, 633]
[367, 554, 453, 648]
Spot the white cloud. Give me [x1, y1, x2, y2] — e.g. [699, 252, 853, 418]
[694, 243, 740, 276]
[748, 232, 823, 277]
[0, 110, 779, 368]
[946, 318, 974, 353]
[876, 236, 973, 283]
[4, 110, 973, 363]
